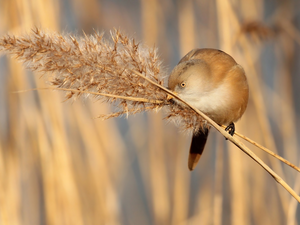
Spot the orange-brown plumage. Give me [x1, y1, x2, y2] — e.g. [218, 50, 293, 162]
[168, 48, 249, 170]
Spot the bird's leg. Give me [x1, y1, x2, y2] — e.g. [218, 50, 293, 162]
[225, 122, 235, 136]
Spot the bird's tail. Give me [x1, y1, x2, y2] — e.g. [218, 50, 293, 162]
[188, 128, 210, 171]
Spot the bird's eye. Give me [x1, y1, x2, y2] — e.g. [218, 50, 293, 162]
[180, 82, 186, 88]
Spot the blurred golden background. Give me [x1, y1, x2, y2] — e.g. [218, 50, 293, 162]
[0, 0, 300, 224]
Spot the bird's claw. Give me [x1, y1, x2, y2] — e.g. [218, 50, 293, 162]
[225, 122, 235, 139]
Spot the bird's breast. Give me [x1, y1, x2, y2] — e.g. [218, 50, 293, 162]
[179, 80, 247, 125]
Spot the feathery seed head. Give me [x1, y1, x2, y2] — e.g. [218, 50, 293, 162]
[0, 28, 206, 132]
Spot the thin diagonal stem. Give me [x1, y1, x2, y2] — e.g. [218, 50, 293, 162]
[131, 69, 300, 203]
[14, 87, 164, 104]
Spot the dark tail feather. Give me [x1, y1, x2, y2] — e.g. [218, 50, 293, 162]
[188, 128, 210, 171]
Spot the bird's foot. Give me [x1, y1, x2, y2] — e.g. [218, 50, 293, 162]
[225, 122, 235, 140]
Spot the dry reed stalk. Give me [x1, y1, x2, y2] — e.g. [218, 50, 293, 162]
[1, 28, 300, 203]
[216, 1, 251, 223]
[237, 36, 292, 208]
[231, 13, 291, 215]
[212, 135, 224, 225]
[226, 1, 300, 212]
[171, 2, 196, 223]
[141, 1, 171, 223]
[222, 125, 300, 173]
[178, 0, 196, 55]
[273, 26, 300, 224]
[1, 0, 90, 223]
[71, 105, 123, 224]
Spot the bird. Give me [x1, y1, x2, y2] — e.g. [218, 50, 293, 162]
[168, 48, 249, 171]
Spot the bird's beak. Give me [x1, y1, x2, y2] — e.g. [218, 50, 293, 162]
[167, 92, 177, 101]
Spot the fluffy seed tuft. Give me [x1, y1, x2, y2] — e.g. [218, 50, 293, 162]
[0, 28, 206, 132]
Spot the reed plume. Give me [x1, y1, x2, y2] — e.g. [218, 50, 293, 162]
[0, 28, 205, 132]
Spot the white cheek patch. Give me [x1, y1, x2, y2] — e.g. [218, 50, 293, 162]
[179, 87, 201, 103]
[178, 83, 230, 114]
